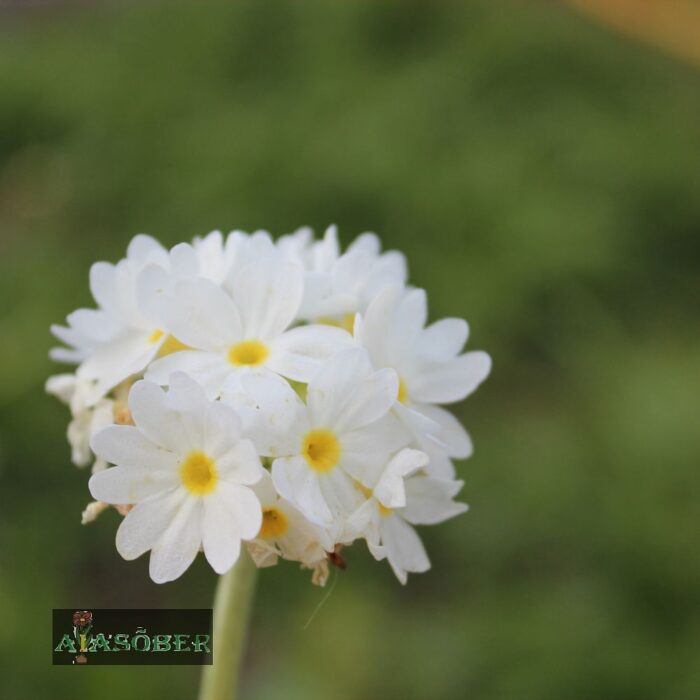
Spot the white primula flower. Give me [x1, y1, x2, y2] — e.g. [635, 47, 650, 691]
[46, 374, 114, 468]
[51, 235, 196, 405]
[88, 372, 264, 583]
[295, 225, 408, 331]
[224, 348, 409, 529]
[146, 254, 353, 398]
[355, 284, 491, 478]
[247, 471, 330, 569]
[346, 449, 468, 584]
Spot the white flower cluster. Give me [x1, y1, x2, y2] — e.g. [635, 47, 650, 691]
[47, 227, 491, 585]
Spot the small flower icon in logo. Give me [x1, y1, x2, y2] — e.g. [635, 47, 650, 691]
[73, 611, 93, 628]
[72, 610, 93, 664]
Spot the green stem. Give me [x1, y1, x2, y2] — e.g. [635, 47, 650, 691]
[198, 552, 258, 700]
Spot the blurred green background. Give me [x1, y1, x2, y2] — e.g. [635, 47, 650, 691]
[1, 1, 699, 698]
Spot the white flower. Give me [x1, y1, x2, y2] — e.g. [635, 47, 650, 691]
[46, 374, 114, 468]
[224, 348, 409, 528]
[346, 449, 468, 584]
[88, 373, 264, 583]
[295, 225, 408, 330]
[51, 235, 195, 405]
[247, 471, 330, 569]
[145, 254, 353, 398]
[355, 284, 491, 477]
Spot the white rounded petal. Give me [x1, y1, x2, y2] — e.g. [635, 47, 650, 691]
[361, 251, 408, 306]
[90, 425, 179, 471]
[374, 448, 429, 509]
[214, 481, 263, 541]
[149, 497, 202, 583]
[127, 234, 168, 266]
[66, 308, 119, 343]
[164, 372, 209, 446]
[380, 514, 430, 584]
[402, 476, 468, 525]
[344, 499, 381, 546]
[393, 401, 441, 442]
[146, 351, 231, 399]
[354, 285, 404, 367]
[89, 262, 121, 317]
[128, 380, 190, 452]
[347, 231, 381, 256]
[417, 439, 457, 479]
[416, 403, 473, 459]
[251, 469, 278, 506]
[387, 288, 427, 359]
[168, 242, 199, 278]
[77, 330, 158, 404]
[312, 225, 340, 269]
[202, 497, 242, 574]
[419, 318, 469, 362]
[267, 324, 354, 383]
[163, 278, 242, 350]
[332, 367, 399, 434]
[306, 348, 373, 428]
[115, 488, 186, 559]
[318, 467, 365, 521]
[231, 259, 302, 340]
[217, 439, 264, 486]
[223, 372, 309, 457]
[410, 351, 492, 405]
[271, 456, 332, 527]
[135, 264, 172, 327]
[340, 413, 410, 457]
[88, 465, 178, 504]
[202, 401, 242, 458]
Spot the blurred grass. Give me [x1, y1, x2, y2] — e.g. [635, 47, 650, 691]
[0, 1, 699, 699]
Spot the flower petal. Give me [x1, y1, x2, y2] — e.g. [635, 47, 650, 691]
[402, 476, 468, 525]
[410, 351, 492, 405]
[415, 403, 473, 459]
[222, 372, 308, 457]
[202, 401, 242, 458]
[419, 318, 469, 362]
[146, 350, 231, 399]
[271, 455, 332, 527]
[115, 488, 186, 559]
[267, 324, 354, 383]
[163, 278, 242, 350]
[380, 514, 430, 584]
[231, 258, 302, 340]
[216, 439, 263, 486]
[90, 425, 179, 471]
[149, 497, 203, 583]
[374, 448, 429, 509]
[306, 348, 373, 428]
[201, 496, 242, 574]
[214, 481, 263, 541]
[89, 465, 178, 504]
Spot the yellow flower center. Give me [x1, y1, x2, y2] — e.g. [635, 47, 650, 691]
[318, 313, 356, 334]
[302, 429, 341, 473]
[180, 451, 218, 495]
[258, 507, 289, 539]
[228, 339, 269, 366]
[397, 377, 408, 404]
[378, 503, 393, 516]
[148, 329, 189, 357]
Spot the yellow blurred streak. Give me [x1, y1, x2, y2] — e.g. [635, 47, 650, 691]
[564, 0, 700, 66]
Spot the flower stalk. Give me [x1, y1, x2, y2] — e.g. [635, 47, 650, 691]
[198, 552, 258, 700]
